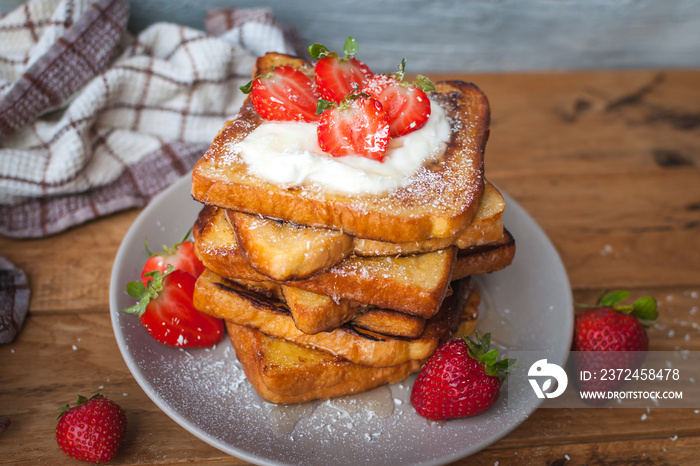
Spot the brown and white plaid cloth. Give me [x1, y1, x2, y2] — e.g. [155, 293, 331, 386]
[0, 0, 301, 239]
[0, 0, 301, 343]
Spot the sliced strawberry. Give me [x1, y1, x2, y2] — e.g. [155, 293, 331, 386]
[241, 66, 319, 122]
[317, 95, 390, 161]
[125, 267, 224, 348]
[309, 37, 373, 104]
[363, 60, 434, 137]
[141, 230, 204, 286]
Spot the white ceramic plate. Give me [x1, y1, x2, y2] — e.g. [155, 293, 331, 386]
[110, 174, 573, 466]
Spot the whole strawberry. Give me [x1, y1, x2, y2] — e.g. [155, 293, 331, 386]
[573, 290, 658, 352]
[410, 332, 517, 420]
[56, 394, 127, 464]
[573, 290, 658, 398]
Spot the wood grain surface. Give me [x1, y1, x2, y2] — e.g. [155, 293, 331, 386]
[1, 69, 699, 465]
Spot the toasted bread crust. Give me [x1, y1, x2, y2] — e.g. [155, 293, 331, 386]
[351, 308, 426, 339]
[280, 285, 366, 334]
[227, 322, 424, 404]
[191, 53, 489, 243]
[225, 282, 480, 403]
[353, 181, 505, 256]
[280, 285, 427, 337]
[229, 210, 354, 280]
[452, 229, 516, 280]
[225, 278, 427, 337]
[227, 181, 505, 280]
[194, 206, 454, 318]
[194, 270, 470, 367]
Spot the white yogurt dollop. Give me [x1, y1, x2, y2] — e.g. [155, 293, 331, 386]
[235, 99, 451, 194]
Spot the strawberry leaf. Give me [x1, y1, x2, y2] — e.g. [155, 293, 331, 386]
[145, 229, 192, 258]
[126, 281, 147, 300]
[239, 79, 253, 94]
[599, 290, 630, 307]
[316, 98, 335, 115]
[57, 394, 103, 420]
[481, 348, 499, 366]
[56, 404, 70, 420]
[463, 331, 518, 384]
[342, 37, 359, 58]
[124, 266, 175, 317]
[308, 43, 330, 60]
[414, 75, 435, 92]
[632, 296, 658, 321]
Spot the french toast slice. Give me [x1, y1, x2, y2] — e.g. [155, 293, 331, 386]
[229, 210, 354, 281]
[222, 277, 427, 337]
[452, 229, 516, 280]
[191, 52, 489, 244]
[278, 231, 512, 335]
[350, 308, 427, 339]
[229, 181, 505, 280]
[225, 288, 480, 404]
[226, 322, 424, 404]
[280, 285, 426, 337]
[193, 205, 455, 318]
[193, 270, 470, 367]
[353, 181, 505, 256]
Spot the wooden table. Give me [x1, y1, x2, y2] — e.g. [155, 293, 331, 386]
[1, 69, 699, 465]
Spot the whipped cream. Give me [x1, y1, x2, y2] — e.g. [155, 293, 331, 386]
[235, 99, 451, 194]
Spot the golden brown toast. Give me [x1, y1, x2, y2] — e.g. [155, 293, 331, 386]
[350, 308, 427, 339]
[452, 229, 516, 280]
[191, 52, 490, 244]
[193, 205, 455, 318]
[283, 230, 511, 335]
[228, 210, 354, 281]
[352, 181, 505, 256]
[222, 277, 427, 337]
[225, 288, 479, 404]
[281, 285, 426, 337]
[226, 322, 424, 404]
[193, 270, 471, 367]
[229, 181, 505, 281]
[279, 285, 366, 333]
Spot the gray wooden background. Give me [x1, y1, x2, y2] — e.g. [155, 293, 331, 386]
[3, 0, 700, 72]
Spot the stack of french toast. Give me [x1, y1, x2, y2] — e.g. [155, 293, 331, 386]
[189, 52, 515, 404]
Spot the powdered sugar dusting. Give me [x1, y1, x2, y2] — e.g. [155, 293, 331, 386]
[194, 82, 487, 241]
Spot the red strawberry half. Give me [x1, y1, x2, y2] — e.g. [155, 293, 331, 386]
[56, 394, 127, 464]
[317, 93, 390, 161]
[125, 266, 224, 348]
[141, 230, 204, 286]
[363, 59, 434, 137]
[241, 65, 319, 122]
[410, 332, 517, 420]
[309, 37, 374, 104]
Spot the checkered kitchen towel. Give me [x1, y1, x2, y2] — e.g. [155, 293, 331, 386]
[0, 0, 301, 238]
